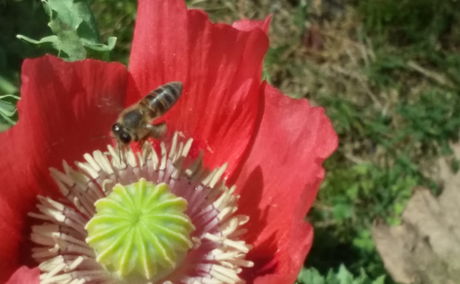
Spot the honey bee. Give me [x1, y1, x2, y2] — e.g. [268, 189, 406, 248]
[112, 81, 183, 147]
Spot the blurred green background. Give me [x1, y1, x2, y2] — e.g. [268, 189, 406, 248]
[1, 0, 460, 283]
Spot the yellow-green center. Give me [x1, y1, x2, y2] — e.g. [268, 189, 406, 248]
[85, 178, 194, 282]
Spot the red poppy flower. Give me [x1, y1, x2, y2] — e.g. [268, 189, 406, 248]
[0, 0, 337, 283]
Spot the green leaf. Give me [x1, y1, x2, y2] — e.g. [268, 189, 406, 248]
[48, 18, 87, 60]
[17, 0, 116, 61]
[297, 267, 326, 284]
[0, 99, 17, 117]
[82, 36, 117, 52]
[45, 0, 99, 41]
[0, 94, 19, 131]
[335, 265, 355, 284]
[332, 202, 353, 220]
[0, 75, 18, 94]
[297, 265, 385, 284]
[371, 275, 386, 284]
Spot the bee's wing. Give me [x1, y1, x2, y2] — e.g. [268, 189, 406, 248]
[96, 94, 125, 115]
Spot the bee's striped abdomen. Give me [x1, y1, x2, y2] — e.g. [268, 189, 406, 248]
[143, 81, 183, 116]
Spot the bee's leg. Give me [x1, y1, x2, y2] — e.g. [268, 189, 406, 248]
[145, 122, 167, 139]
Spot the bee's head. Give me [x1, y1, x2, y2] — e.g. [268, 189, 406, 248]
[112, 123, 132, 144]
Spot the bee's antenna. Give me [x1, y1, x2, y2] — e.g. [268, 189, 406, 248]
[90, 134, 112, 142]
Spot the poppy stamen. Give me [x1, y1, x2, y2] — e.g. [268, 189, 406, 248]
[29, 132, 254, 283]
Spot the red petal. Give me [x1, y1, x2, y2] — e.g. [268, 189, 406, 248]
[0, 55, 128, 281]
[6, 266, 39, 284]
[232, 83, 338, 282]
[232, 16, 271, 33]
[128, 0, 269, 173]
